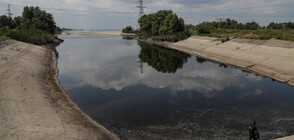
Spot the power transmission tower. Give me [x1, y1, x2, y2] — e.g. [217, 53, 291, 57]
[7, 4, 13, 18]
[136, 0, 146, 18]
[136, 0, 146, 74]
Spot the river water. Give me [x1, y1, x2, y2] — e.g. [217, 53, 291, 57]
[57, 33, 294, 140]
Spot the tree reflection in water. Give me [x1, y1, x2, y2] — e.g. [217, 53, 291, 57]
[138, 41, 191, 73]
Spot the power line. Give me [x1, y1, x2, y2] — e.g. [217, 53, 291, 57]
[2, 2, 294, 15]
[47, 11, 135, 19]
[8, 3, 138, 14]
[148, 2, 294, 14]
[1, 2, 293, 20]
[1, 3, 137, 19]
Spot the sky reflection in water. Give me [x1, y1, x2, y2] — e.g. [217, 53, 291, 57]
[57, 34, 294, 139]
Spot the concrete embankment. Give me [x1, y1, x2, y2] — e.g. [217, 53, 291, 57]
[165, 36, 294, 140]
[166, 36, 294, 87]
[0, 39, 119, 140]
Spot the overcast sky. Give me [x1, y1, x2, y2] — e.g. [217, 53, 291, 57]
[0, 0, 293, 30]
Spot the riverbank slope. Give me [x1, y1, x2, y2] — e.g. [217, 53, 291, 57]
[0, 39, 119, 140]
[165, 36, 294, 87]
[164, 36, 294, 140]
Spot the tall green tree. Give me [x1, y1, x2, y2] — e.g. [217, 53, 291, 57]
[13, 16, 23, 29]
[138, 10, 190, 41]
[196, 22, 214, 34]
[245, 22, 260, 30]
[0, 15, 13, 29]
[22, 6, 56, 34]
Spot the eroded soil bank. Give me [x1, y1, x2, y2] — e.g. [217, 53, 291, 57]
[0, 39, 119, 140]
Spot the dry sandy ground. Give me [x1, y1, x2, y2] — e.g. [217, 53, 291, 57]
[168, 36, 294, 87]
[0, 40, 119, 140]
[56, 32, 71, 36]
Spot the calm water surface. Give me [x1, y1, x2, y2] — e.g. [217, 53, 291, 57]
[57, 34, 294, 140]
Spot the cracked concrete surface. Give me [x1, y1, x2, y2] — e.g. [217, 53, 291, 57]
[0, 40, 119, 140]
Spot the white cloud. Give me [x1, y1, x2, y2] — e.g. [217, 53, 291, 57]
[0, 0, 293, 29]
[57, 35, 257, 98]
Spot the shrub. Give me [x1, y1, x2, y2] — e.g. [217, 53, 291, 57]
[122, 26, 135, 33]
[196, 22, 214, 34]
[259, 35, 272, 40]
[0, 29, 54, 45]
[221, 36, 230, 43]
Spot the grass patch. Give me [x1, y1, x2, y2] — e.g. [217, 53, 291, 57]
[191, 29, 294, 41]
[0, 29, 54, 45]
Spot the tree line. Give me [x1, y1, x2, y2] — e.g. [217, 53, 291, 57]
[0, 6, 60, 34]
[123, 10, 294, 42]
[190, 19, 261, 30]
[267, 22, 294, 29]
[187, 18, 294, 34]
[0, 6, 61, 45]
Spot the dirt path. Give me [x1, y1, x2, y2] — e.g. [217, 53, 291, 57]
[0, 40, 119, 140]
[168, 36, 294, 87]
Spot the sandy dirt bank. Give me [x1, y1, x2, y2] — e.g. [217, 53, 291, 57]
[0, 40, 119, 140]
[167, 36, 294, 87]
[56, 32, 71, 36]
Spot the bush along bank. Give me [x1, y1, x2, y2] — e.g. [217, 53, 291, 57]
[0, 29, 58, 45]
[187, 19, 294, 42]
[0, 6, 63, 46]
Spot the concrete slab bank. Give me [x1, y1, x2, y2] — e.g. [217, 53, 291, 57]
[0, 40, 119, 140]
[167, 37, 294, 140]
[168, 36, 294, 86]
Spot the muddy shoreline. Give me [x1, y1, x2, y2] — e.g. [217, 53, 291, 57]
[0, 39, 119, 139]
[48, 49, 119, 140]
